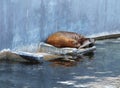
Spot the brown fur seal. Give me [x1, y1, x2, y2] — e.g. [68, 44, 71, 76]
[46, 31, 88, 48]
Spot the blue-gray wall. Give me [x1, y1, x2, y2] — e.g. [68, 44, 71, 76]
[0, 0, 120, 50]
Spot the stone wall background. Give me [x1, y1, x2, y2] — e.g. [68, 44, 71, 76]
[0, 0, 120, 50]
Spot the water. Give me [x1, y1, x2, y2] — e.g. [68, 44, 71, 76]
[0, 39, 119, 88]
[0, 0, 120, 50]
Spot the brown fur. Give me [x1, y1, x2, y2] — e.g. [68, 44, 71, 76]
[46, 31, 87, 48]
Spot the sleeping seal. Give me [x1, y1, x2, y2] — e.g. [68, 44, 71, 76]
[46, 31, 91, 48]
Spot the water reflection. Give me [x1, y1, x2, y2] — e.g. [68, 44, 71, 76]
[49, 52, 95, 67]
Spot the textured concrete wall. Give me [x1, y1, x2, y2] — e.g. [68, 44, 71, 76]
[0, 0, 120, 50]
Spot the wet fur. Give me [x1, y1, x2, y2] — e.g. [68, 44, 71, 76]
[46, 31, 87, 48]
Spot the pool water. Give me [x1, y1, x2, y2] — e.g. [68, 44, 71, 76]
[0, 39, 120, 88]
